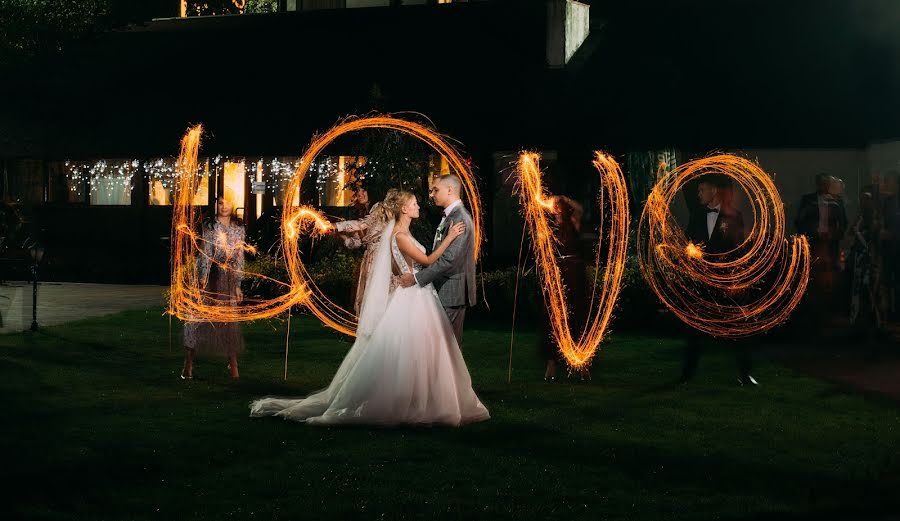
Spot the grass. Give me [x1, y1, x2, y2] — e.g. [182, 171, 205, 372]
[1, 309, 899, 520]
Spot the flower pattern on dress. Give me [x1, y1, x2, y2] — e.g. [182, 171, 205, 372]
[197, 220, 246, 287]
[334, 202, 389, 315]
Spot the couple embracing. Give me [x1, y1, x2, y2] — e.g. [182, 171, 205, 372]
[250, 175, 489, 427]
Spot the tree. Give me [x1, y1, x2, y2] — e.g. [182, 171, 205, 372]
[0, 0, 282, 65]
[0, 0, 109, 65]
[0, 0, 179, 66]
[342, 84, 443, 245]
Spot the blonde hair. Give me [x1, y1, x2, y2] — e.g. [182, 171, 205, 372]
[380, 189, 415, 222]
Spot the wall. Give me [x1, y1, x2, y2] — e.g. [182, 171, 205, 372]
[730, 149, 867, 235]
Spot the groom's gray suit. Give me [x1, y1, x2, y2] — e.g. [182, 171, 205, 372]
[414, 201, 476, 345]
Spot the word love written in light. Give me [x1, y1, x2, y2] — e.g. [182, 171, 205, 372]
[171, 116, 811, 354]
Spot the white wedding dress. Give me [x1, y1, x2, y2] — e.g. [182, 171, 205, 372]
[249, 221, 489, 427]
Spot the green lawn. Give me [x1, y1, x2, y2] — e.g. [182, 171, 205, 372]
[2, 309, 898, 520]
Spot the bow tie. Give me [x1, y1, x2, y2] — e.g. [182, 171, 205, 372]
[706, 208, 719, 213]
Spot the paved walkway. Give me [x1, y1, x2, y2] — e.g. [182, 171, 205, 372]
[0, 282, 166, 333]
[764, 320, 900, 401]
[773, 345, 900, 401]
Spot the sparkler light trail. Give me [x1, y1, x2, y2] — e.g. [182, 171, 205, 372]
[170, 115, 483, 337]
[637, 154, 811, 338]
[169, 125, 306, 325]
[279, 115, 484, 336]
[517, 152, 630, 370]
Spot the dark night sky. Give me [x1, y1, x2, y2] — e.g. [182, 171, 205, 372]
[2, 0, 900, 158]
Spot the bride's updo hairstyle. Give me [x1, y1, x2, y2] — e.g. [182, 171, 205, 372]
[371, 188, 399, 223]
[382, 189, 416, 222]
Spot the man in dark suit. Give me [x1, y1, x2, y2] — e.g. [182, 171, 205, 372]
[686, 177, 745, 254]
[794, 173, 848, 331]
[795, 174, 848, 244]
[795, 173, 848, 280]
[680, 175, 756, 385]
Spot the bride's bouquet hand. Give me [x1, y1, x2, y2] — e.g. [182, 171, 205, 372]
[447, 222, 466, 241]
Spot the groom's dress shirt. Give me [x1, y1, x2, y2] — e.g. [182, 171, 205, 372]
[706, 204, 721, 239]
[434, 199, 463, 244]
[440, 200, 463, 228]
[443, 199, 463, 216]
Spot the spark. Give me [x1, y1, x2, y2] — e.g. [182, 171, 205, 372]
[517, 151, 630, 370]
[169, 125, 306, 325]
[637, 154, 811, 338]
[279, 115, 484, 336]
[170, 115, 483, 338]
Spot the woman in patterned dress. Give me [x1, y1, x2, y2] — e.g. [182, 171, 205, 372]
[334, 189, 398, 314]
[181, 196, 248, 380]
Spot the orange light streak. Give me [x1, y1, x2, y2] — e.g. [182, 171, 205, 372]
[283, 206, 333, 240]
[280, 115, 484, 336]
[517, 152, 630, 370]
[637, 154, 811, 338]
[170, 116, 482, 338]
[169, 125, 307, 325]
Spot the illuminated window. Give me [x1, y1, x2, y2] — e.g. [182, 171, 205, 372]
[317, 156, 362, 207]
[146, 158, 210, 206]
[64, 160, 135, 206]
[269, 157, 301, 207]
[254, 160, 264, 219]
[223, 160, 247, 219]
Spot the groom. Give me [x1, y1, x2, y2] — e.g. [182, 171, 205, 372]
[399, 174, 476, 345]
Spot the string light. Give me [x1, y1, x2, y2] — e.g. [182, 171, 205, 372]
[65, 159, 136, 199]
[63, 155, 346, 206]
[637, 154, 811, 338]
[517, 151, 630, 370]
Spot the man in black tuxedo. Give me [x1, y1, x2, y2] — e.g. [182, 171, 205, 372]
[680, 175, 756, 385]
[686, 178, 745, 254]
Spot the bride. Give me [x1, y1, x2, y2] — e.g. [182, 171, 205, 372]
[250, 190, 490, 426]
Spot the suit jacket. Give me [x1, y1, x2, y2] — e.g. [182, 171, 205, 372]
[686, 205, 745, 254]
[795, 192, 847, 238]
[415, 204, 477, 307]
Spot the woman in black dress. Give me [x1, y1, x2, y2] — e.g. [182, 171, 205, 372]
[540, 195, 588, 381]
